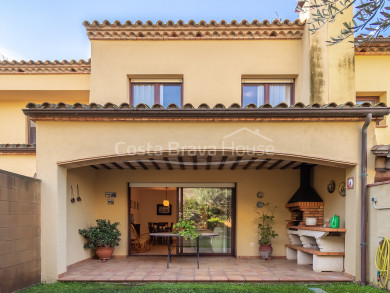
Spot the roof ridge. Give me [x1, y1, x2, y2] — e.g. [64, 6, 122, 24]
[0, 58, 91, 65]
[83, 19, 305, 28]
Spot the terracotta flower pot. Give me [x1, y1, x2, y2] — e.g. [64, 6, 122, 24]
[259, 244, 273, 260]
[96, 247, 114, 261]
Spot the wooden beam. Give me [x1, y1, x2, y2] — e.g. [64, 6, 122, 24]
[192, 156, 197, 170]
[124, 162, 136, 170]
[281, 161, 296, 170]
[218, 156, 228, 170]
[149, 159, 161, 170]
[293, 163, 305, 170]
[100, 164, 111, 170]
[231, 156, 243, 170]
[206, 156, 212, 170]
[163, 157, 173, 170]
[90, 165, 99, 170]
[178, 156, 185, 170]
[268, 160, 284, 170]
[255, 158, 271, 170]
[111, 162, 124, 170]
[243, 157, 257, 170]
[136, 160, 148, 170]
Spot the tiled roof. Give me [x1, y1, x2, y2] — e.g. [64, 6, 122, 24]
[355, 35, 390, 55]
[83, 19, 305, 40]
[372, 145, 390, 157]
[0, 144, 36, 154]
[0, 59, 91, 74]
[23, 101, 390, 121]
[24, 101, 387, 110]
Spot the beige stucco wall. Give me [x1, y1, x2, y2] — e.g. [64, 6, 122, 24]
[66, 167, 97, 266]
[0, 75, 90, 91]
[355, 55, 390, 144]
[35, 118, 371, 281]
[367, 183, 390, 289]
[90, 40, 303, 106]
[0, 155, 36, 177]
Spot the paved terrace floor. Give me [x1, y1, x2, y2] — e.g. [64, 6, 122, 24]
[59, 257, 353, 282]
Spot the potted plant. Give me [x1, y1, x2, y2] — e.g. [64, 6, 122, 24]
[78, 219, 121, 261]
[173, 219, 200, 240]
[258, 205, 278, 260]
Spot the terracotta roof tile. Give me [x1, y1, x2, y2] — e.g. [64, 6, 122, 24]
[0, 59, 91, 74]
[355, 35, 390, 55]
[0, 144, 36, 154]
[83, 19, 305, 40]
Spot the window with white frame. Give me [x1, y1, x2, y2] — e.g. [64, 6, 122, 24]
[242, 78, 294, 107]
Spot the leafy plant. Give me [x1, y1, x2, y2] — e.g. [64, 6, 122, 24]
[173, 219, 200, 240]
[78, 219, 121, 249]
[298, 0, 390, 45]
[258, 204, 278, 246]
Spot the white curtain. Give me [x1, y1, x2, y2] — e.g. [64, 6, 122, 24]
[159, 85, 164, 106]
[257, 85, 265, 105]
[133, 85, 154, 106]
[269, 85, 291, 106]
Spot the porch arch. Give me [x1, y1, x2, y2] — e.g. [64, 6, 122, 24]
[57, 149, 356, 170]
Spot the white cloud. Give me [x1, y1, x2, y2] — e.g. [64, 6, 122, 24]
[0, 47, 25, 61]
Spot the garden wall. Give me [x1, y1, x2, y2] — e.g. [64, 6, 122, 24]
[0, 169, 40, 293]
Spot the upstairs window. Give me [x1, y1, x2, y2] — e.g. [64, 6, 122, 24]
[130, 78, 182, 108]
[242, 79, 294, 107]
[27, 118, 36, 145]
[356, 96, 379, 105]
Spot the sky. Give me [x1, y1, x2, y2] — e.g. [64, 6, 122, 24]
[0, 0, 299, 61]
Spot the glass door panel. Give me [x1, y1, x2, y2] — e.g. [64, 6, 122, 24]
[178, 187, 233, 255]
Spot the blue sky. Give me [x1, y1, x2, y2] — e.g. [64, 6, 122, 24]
[0, 0, 299, 61]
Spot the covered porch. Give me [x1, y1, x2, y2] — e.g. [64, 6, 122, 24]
[58, 256, 353, 282]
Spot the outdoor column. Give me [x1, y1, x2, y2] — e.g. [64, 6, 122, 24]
[344, 165, 360, 279]
[38, 159, 68, 282]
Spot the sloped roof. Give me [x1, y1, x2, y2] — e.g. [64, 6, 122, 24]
[83, 19, 305, 40]
[355, 35, 390, 55]
[0, 59, 91, 74]
[0, 144, 36, 154]
[23, 101, 390, 121]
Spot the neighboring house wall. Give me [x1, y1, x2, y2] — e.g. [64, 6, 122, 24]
[0, 155, 36, 178]
[355, 55, 390, 144]
[367, 182, 390, 289]
[0, 169, 40, 293]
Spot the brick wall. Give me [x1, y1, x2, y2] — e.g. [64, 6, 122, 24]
[0, 169, 40, 293]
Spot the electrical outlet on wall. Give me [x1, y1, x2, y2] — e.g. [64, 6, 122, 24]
[250, 243, 254, 247]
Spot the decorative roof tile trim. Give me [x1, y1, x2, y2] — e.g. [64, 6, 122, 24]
[23, 102, 390, 121]
[355, 36, 390, 55]
[0, 59, 91, 74]
[0, 144, 36, 154]
[372, 145, 390, 157]
[83, 19, 305, 40]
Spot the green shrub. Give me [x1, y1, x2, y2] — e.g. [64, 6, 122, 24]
[78, 219, 121, 249]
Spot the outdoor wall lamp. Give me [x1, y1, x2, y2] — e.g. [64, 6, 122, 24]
[163, 187, 169, 207]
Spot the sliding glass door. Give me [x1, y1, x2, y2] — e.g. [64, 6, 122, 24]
[177, 187, 234, 255]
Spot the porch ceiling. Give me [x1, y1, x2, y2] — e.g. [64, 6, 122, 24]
[58, 152, 356, 170]
[88, 155, 308, 171]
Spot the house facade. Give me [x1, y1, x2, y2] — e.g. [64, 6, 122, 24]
[1, 7, 390, 286]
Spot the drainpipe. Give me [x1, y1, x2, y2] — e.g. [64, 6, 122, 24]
[361, 113, 372, 286]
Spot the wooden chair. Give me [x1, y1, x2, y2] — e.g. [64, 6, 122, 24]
[130, 224, 152, 253]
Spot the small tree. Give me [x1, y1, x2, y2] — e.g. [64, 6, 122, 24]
[298, 0, 390, 45]
[258, 204, 278, 245]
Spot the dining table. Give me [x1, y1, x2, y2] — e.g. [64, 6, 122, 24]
[149, 232, 218, 269]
